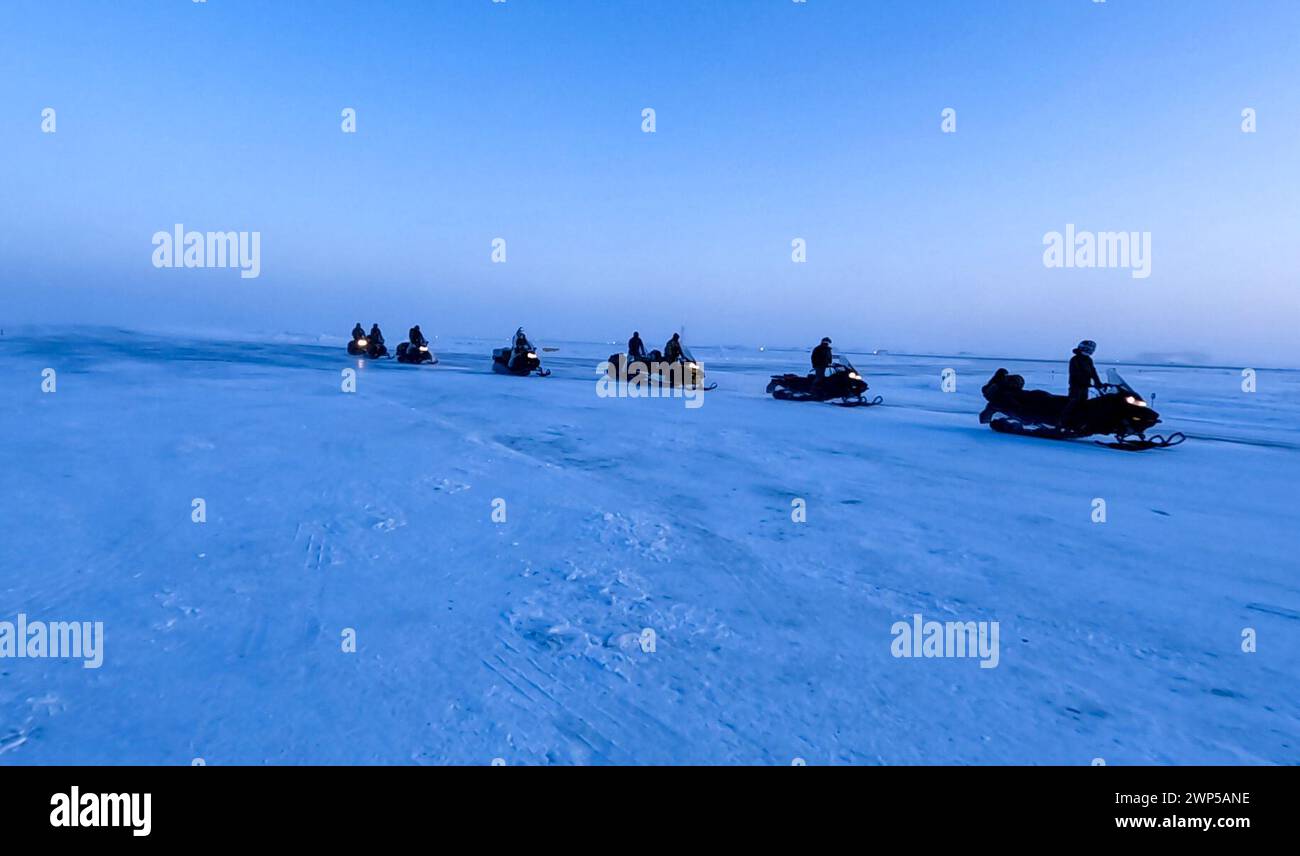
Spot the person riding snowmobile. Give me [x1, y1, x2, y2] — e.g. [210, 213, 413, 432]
[508, 327, 532, 371]
[663, 333, 684, 363]
[369, 324, 385, 347]
[1061, 340, 1103, 428]
[351, 323, 366, 342]
[628, 331, 647, 361]
[812, 337, 833, 376]
[409, 325, 427, 348]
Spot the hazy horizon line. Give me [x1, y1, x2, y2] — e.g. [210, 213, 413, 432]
[3, 322, 1292, 374]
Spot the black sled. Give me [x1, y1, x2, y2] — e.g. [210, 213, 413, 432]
[979, 368, 1184, 451]
[396, 341, 437, 365]
[766, 359, 881, 407]
[347, 337, 388, 358]
[493, 346, 550, 376]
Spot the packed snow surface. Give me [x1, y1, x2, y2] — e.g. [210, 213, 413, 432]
[1, 329, 1297, 764]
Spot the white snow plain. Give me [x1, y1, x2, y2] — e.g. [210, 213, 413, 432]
[1, 328, 1296, 764]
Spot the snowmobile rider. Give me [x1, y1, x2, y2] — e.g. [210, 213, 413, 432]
[628, 331, 647, 361]
[369, 324, 385, 347]
[812, 337, 833, 376]
[409, 325, 427, 348]
[351, 323, 366, 342]
[663, 333, 684, 363]
[1061, 339, 1103, 428]
[508, 327, 531, 370]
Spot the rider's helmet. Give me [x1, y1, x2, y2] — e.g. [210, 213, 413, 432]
[1076, 340, 1096, 355]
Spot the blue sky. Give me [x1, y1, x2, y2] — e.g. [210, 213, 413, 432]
[2, 0, 1297, 363]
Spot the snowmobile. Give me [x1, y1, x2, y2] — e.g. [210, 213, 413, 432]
[395, 341, 437, 365]
[605, 345, 715, 390]
[979, 368, 1185, 451]
[347, 336, 388, 358]
[766, 358, 882, 407]
[492, 340, 550, 377]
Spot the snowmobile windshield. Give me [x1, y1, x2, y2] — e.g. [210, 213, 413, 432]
[1106, 368, 1139, 395]
[679, 345, 697, 363]
[835, 357, 859, 373]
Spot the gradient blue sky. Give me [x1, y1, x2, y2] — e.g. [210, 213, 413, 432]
[2, 0, 1297, 362]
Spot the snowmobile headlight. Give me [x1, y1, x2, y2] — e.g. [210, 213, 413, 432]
[419, 345, 428, 352]
[527, 352, 537, 359]
[848, 372, 862, 381]
[1125, 395, 1147, 407]
[357, 338, 368, 347]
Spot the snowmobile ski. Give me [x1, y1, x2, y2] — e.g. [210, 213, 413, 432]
[1096, 432, 1187, 451]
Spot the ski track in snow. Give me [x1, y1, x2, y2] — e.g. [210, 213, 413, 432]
[1, 329, 1297, 765]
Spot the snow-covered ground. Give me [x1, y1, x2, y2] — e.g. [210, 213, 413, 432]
[1, 328, 1296, 764]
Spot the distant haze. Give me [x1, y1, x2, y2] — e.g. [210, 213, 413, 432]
[3, 1, 1297, 366]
